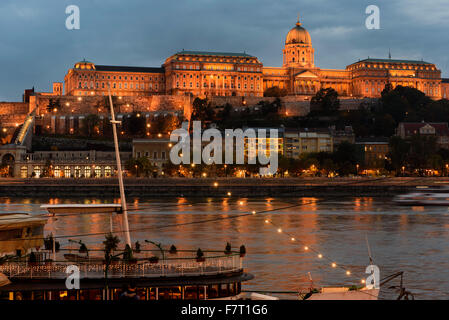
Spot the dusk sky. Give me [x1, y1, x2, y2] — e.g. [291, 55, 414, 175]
[1, 0, 448, 101]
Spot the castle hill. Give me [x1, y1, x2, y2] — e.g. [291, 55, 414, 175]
[1, 16, 449, 195]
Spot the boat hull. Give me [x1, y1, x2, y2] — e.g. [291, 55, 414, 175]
[307, 288, 379, 300]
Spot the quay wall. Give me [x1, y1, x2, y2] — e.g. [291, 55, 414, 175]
[0, 177, 429, 198]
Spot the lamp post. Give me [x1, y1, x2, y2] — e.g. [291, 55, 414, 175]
[356, 164, 359, 176]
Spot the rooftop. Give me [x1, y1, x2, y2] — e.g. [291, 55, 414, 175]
[175, 50, 254, 58]
[399, 122, 449, 136]
[355, 137, 390, 144]
[95, 65, 164, 73]
[350, 58, 433, 66]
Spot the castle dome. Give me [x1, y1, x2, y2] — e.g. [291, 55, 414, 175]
[74, 59, 96, 70]
[285, 18, 311, 45]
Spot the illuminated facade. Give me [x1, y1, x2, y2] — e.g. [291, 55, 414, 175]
[60, 15, 448, 100]
[64, 60, 165, 96]
[164, 51, 263, 97]
[262, 16, 447, 99]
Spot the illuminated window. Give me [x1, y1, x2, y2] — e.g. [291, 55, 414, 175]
[84, 167, 91, 178]
[95, 166, 101, 177]
[33, 166, 41, 178]
[20, 166, 28, 178]
[64, 166, 71, 177]
[105, 166, 112, 177]
[54, 166, 61, 178]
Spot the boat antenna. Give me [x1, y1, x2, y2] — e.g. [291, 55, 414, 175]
[365, 234, 374, 264]
[107, 84, 131, 247]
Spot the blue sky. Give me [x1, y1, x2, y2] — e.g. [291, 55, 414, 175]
[0, 0, 448, 101]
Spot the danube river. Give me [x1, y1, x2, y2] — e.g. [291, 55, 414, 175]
[1, 195, 448, 300]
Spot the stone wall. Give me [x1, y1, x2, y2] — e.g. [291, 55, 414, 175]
[0, 102, 28, 115]
[31, 94, 190, 118]
[282, 97, 310, 116]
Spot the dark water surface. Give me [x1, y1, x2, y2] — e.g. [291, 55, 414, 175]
[1, 195, 448, 300]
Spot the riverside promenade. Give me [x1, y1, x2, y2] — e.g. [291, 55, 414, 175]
[0, 177, 446, 197]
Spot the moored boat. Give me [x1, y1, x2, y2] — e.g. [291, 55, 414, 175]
[0, 213, 47, 256]
[394, 192, 449, 206]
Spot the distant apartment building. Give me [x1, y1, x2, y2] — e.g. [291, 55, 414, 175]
[242, 128, 284, 159]
[355, 137, 389, 169]
[397, 122, 449, 149]
[132, 137, 172, 171]
[284, 128, 333, 159]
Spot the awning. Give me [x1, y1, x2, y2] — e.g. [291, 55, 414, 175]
[0, 273, 11, 287]
[40, 204, 123, 214]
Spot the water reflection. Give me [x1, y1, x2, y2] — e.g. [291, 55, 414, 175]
[0, 196, 448, 299]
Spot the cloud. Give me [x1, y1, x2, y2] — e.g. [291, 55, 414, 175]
[0, 0, 447, 101]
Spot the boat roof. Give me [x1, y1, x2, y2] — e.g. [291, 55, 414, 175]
[0, 213, 47, 229]
[40, 204, 123, 214]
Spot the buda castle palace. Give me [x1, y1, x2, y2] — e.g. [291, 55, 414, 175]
[61, 16, 449, 100]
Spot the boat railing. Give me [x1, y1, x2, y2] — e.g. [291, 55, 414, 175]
[0, 250, 244, 279]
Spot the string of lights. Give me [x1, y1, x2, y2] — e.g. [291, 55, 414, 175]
[2, 195, 375, 288]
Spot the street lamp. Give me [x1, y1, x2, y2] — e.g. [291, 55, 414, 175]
[356, 164, 359, 175]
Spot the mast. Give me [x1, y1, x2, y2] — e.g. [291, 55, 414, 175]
[107, 85, 131, 246]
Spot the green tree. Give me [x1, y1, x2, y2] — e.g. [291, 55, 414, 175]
[192, 98, 215, 122]
[332, 141, 358, 175]
[310, 88, 340, 114]
[386, 136, 410, 174]
[263, 86, 288, 97]
[125, 157, 156, 177]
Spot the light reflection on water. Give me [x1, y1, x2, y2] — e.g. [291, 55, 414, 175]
[1, 196, 449, 300]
